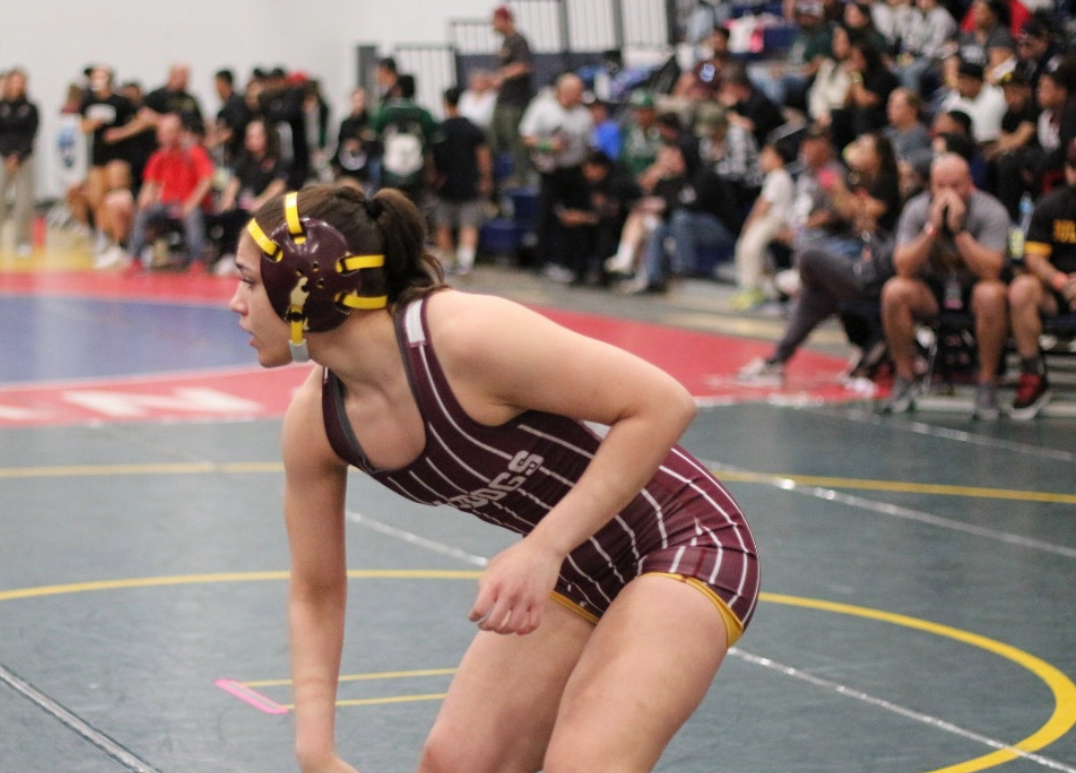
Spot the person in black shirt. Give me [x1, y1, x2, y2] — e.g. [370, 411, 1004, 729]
[332, 88, 375, 189]
[261, 68, 309, 189]
[988, 64, 1040, 220]
[212, 69, 251, 168]
[1014, 18, 1061, 93]
[718, 62, 784, 150]
[490, 5, 535, 186]
[637, 113, 742, 293]
[118, 81, 158, 197]
[142, 63, 203, 130]
[79, 65, 146, 265]
[829, 36, 899, 153]
[207, 118, 289, 272]
[431, 86, 492, 275]
[1007, 140, 1076, 418]
[0, 68, 39, 255]
[374, 56, 399, 106]
[554, 150, 641, 285]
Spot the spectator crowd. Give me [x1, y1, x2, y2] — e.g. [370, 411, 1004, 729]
[0, 0, 1074, 419]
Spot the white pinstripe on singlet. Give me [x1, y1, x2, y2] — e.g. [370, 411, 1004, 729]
[389, 297, 758, 626]
[405, 305, 633, 601]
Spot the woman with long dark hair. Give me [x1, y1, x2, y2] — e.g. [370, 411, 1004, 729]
[229, 183, 760, 773]
[209, 118, 288, 274]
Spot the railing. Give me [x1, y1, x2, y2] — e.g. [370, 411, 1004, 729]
[364, 0, 681, 116]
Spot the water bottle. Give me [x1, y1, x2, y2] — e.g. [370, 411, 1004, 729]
[1010, 192, 1034, 261]
[1019, 192, 1034, 234]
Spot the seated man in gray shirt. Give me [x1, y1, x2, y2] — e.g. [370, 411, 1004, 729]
[881, 152, 1010, 418]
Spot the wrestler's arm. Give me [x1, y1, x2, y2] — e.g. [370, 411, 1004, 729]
[432, 292, 697, 634]
[280, 367, 357, 773]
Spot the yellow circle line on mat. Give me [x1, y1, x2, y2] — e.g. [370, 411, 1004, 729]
[0, 570, 479, 602]
[0, 572, 1072, 773]
[0, 462, 1072, 505]
[245, 667, 459, 689]
[764, 593, 1076, 773]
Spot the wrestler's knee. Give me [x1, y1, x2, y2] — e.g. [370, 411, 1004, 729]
[416, 725, 536, 773]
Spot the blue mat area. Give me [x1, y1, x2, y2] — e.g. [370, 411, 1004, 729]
[0, 296, 250, 383]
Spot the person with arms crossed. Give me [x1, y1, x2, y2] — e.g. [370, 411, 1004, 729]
[229, 183, 760, 773]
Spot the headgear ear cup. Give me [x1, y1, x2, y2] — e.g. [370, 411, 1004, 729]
[246, 194, 388, 362]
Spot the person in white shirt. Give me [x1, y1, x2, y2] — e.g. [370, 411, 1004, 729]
[518, 73, 593, 276]
[730, 138, 796, 309]
[896, 0, 957, 94]
[942, 60, 1007, 144]
[458, 69, 497, 132]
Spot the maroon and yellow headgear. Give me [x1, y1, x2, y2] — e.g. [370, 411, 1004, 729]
[246, 191, 387, 362]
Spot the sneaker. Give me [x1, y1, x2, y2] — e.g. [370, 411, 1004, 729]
[93, 244, 131, 270]
[1009, 372, 1051, 420]
[883, 374, 921, 414]
[603, 253, 634, 276]
[628, 281, 668, 296]
[617, 271, 650, 294]
[150, 238, 171, 270]
[973, 381, 1000, 420]
[730, 288, 767, 311]
[213, 254, 239, 277]
[847, 339, 890, 380]
[737, 357, 785, 383]
[543, 263, 576, 283]
[774, 268, 801, 298]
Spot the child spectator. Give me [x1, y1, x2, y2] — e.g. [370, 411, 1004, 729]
[730, 138, 796, 310]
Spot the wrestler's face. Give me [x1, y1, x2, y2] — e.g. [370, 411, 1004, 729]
[230, 234, 294, 368]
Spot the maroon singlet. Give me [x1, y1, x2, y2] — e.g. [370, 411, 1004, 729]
[321, 296, 760, 630]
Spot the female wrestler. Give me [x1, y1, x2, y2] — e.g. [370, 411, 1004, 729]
[229, 183, 760, 773]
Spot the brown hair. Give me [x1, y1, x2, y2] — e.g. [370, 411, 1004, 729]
[250, 184, 445, 308]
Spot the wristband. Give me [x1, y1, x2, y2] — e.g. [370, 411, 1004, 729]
[1052, 272, 1070, 292]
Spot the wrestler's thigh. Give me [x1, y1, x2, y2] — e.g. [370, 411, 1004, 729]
[417, 599, 593, 773]
[545, 574, 728, 773]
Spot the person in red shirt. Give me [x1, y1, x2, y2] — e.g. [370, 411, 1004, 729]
[127, 112, 214, 268]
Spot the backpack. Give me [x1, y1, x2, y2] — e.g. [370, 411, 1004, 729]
[380, 117, 426, 190]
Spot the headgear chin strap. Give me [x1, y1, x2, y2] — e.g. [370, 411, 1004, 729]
[246, 192, 388, 363]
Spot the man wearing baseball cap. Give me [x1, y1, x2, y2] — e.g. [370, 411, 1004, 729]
[490, 5, 535, 187]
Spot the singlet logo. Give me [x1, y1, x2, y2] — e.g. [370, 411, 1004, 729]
[447, 451, 544, 509]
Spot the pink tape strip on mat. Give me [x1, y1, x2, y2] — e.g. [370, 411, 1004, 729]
[214, 678, 289, 715]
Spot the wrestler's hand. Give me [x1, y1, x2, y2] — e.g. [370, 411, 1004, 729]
[469, 540, 562, 635]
